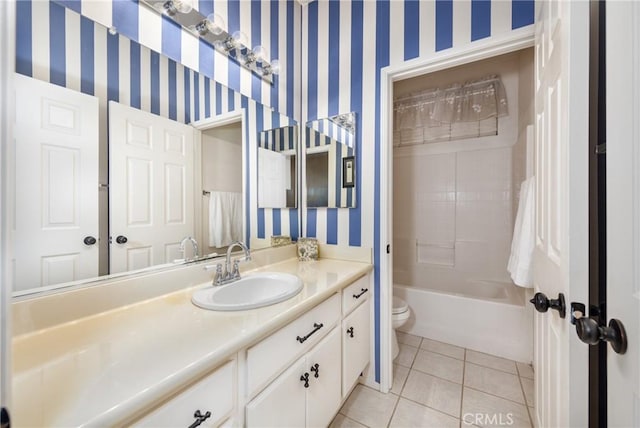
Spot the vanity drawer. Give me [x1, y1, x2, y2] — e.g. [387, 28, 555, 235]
[342, 274, 370, 316]
[133, 360, 236, 428]
[247, 293, 341, 397]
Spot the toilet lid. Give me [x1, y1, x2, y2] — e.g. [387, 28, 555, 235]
[392, 296, 408, 314]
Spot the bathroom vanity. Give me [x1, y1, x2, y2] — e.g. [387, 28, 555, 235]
[11, 246, 372, 427]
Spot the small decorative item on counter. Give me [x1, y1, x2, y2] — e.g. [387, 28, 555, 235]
[271, 235, 292, 247]
[297, 238, 319, 261]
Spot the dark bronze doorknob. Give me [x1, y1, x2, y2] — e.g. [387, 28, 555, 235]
[575, 316, 627, 354]
[115, 235, 128, 244]
[529, 292, 566, 318]
[83, 236, 97, 245]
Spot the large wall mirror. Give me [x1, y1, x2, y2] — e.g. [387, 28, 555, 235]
[12, 2, 299, 296]
[257, 126, 298, 209]
[305, 112, 357, 208]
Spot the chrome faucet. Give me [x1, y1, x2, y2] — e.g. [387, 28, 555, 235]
[179, 236, 199, 260]
[205, 241, 252, 286]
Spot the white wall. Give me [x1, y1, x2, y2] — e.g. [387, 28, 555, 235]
[393, 50, 533, 290]
[201, 123, 242, 253]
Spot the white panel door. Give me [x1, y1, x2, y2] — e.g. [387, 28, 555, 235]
[109, 101, 194, 273]
[533, 1, 589, 427]
[14, 73, 99, 290]
[606, 2, 640, 426]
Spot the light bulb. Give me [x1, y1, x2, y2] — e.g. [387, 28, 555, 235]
[253, 45, 267, 62]
[172, 0, 193, 14]
[270, 59, 280, 74]
[231, 30, 248, 48]
[206, 13, 226, 35]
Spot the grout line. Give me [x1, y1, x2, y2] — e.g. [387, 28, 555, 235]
[397, 394, 463, 423]
[517, 373, 535, 428]
[463, 384, 529, 407]
[386, 389, 402, 427]
[460, 348, 467, 422]
[464, 360, 519, 377]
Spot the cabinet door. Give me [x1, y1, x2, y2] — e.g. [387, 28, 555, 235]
[306, 327, 342, 428]
[342, 300, 371, 397]
[246, 358, 306, 427]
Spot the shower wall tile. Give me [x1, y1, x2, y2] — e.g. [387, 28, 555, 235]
[455, 241, 512, 280]
[456, 200, 512, 242]
[456, 147, 512, 192]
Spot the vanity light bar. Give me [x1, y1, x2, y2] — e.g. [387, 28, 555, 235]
[141, 0, 278, 83]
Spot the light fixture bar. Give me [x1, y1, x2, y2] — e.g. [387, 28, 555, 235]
[141, 0, 277, 83]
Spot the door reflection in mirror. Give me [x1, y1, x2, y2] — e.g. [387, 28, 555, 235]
[305, 112, 357, 208]
[257, 125, 298, 209]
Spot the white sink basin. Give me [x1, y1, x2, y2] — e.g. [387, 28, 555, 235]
[191, 272, 303, 311]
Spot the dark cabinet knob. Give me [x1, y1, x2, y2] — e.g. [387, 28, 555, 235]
[115, 235, 128, 244]
[300, 372, 310, 388]
[529, 292, 566, 318]
[310, 363, 320, 378]
[347, 327, 354, 338]
[83, 236, 97, 246]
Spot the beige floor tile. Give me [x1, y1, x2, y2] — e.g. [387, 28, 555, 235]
[330, 413, 368, 428]
[466, 350, 517, 374]
[461, 387, 531, 428]
[464, 362, 525, 404]
[395, 343, 419, 368]
[413, 350, 464, 384]
[391, 364, 410, 395]
[421, 338, 466, 360]
[397, 331, 423, 348]
[339, 384, 399, 428]
[516, 362, 534, 379]
[401, 369, 462, 418]
[520, 377, 534, 407]
[390, 398, 460, 428]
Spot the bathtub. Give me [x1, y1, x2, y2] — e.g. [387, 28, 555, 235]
[394, 279, 533, 362]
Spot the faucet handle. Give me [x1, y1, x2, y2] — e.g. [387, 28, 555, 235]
[232, 260, 240, 278]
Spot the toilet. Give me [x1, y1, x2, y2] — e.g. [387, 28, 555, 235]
[392, 296, 411, 360]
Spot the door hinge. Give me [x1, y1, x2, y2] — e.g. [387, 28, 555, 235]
[595, 143, 606, 154]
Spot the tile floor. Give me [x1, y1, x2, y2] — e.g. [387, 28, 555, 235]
[331, 333, 535, 428]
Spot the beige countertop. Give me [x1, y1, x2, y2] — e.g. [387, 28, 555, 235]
[12, 257, 372, 427]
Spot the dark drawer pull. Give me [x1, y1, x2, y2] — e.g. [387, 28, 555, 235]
[296, 323, 324, 343]
[347, 326, 354, 338]
[353, 288, 368, 299]
[188, 410, 211, 428]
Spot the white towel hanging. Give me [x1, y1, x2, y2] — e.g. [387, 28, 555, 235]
[508, 176, 535, 287]
[208, 191, 242, 248]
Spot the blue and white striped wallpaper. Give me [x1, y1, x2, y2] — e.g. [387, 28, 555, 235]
[258, 125, 297, 151]
[15, 0, 299, 246]
[300, 0, 534, 382]
[32, 0, 302, 120]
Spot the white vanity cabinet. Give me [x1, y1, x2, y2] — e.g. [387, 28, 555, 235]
[246, 327, 341, 428]
[341, 274, 371, 397]
[133, 360, 236, 428]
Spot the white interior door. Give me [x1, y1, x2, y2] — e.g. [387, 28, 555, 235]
[109, 101, 194, 273]
[605, 2, 640, 426]
[14, 73, 99, 291]
[532, 1, 589, 427]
